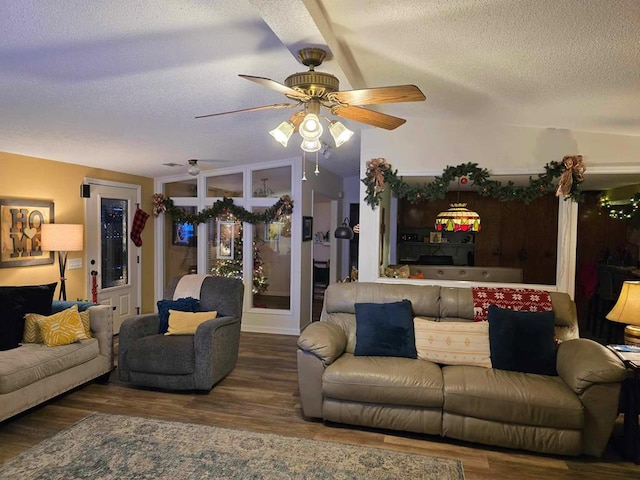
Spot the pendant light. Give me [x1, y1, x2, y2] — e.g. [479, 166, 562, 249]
[435, 178, 481, 232]
[334, 217, 354, 240]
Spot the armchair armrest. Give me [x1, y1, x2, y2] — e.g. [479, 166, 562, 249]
[297, 321, 347, 365]
[194, 315, 241, 389]
[118, 314, 160, 381]
[557, 338, 627, 394]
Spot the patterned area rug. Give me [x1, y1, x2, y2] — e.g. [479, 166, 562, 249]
[0, 414, 465, 479]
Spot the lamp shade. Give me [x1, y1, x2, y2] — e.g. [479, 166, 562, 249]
[269, 121, 295, 147]
[606, 281, 640, 325]
[334, 218, 354, 240]
[301, 138, 322, 152]
[41, 224, 84, 251]
[435, 203, 481, 232]
[328, 120, 354, 147]
[299, 113, 323, 141]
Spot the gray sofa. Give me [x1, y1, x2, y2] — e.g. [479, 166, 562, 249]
[297, 282, 627, 457]
[0, 302, 114, 422]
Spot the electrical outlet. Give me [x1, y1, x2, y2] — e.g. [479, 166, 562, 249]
[68, 258, 83, 270]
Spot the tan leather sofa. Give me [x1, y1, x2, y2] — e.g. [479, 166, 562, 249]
[297, 282, 626, 457]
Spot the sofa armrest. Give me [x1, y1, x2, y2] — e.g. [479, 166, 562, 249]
[87, 305, 114, 367]
[297, 322, 347, 365]
[557, 338, 627, 394]
[557, 338, 627, 457]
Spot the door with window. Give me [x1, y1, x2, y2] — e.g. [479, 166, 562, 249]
[85, 181, 141, 334]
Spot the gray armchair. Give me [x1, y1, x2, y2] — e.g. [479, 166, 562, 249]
[118, 275, 244, 391]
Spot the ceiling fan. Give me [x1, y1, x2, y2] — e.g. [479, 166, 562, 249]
[196, 48, 426, 149]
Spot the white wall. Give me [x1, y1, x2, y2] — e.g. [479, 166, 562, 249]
[299, 167, 345, 330]
[312, 201, 331, 262]
[357, 119, 640, 294]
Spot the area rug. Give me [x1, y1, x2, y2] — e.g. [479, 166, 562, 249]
[0, 413, 464, 479]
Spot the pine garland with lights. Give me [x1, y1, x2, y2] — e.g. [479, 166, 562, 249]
[362, 157, 585, 207]
[599, 192, 640, 220]
[152, 194, 293, 224]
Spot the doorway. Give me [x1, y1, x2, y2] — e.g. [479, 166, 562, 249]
[84, 179, 142, 334]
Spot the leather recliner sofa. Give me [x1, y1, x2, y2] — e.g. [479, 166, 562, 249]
[297, 282, 626, 457]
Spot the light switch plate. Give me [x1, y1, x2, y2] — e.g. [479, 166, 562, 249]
[68, 258, 83, 270]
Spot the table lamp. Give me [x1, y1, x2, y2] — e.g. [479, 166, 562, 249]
[606, 280, 640, 346]
[41, 223, 84, 301]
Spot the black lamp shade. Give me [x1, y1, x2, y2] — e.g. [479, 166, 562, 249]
[334, 223, 354, 240]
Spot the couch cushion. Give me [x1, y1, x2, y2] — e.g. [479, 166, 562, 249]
[414, 318, 492, 368]
[0, 283, 57, 349]
[488, 305, 557, 375]
[323, 353, 444, 407]
[354, 300, 417, 358]
[156, 297, 200, 334]
[126, 335, 195, 375]
[35, 305, 89, 347]
[443, 365, 583, 429]
[165, 310, 217, 335]
[0, 339, 99, 394]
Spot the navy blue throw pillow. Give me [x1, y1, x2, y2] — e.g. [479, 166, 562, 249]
[488, 305, 557, 376]
[354, 300, 417, 358]
[0, 282, 57, 347]
[157, 297, 200, 333]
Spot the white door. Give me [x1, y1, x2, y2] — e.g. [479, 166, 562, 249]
[85, 181, 141, 334]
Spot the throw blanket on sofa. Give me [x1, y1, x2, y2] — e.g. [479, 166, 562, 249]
[472, 286, 553, 322]
[173, 274, 211, 300]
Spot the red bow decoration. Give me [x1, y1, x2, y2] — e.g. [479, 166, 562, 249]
[152, 193, 167, 217]
[556, 155, 586, 198]
[366, 158, 390, 194]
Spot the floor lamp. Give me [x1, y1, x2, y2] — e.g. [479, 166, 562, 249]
[41, 224, 84, 301]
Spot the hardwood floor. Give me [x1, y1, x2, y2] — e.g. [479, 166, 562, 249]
[1, 332, 639, 479]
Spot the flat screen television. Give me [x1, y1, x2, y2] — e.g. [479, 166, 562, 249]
[172, 221, 196, 247]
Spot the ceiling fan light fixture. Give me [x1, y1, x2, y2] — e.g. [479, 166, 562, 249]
[269, 121, 295, 147]
[187, 159, 200, 176]
[328, 120, 354, 147]
[301, 139, 321, 153]
[299, 113, 323, 141]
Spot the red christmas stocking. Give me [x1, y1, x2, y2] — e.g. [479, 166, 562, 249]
[130, 207, 150, 247]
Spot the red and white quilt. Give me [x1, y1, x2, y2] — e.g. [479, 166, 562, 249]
[472, 287, 553, 322]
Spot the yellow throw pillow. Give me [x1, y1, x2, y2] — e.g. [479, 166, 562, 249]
[24, 306, 93, 343]
[23, 312, 45, 343]
[79, 310, 92, 338]
[36, 304, 88, 347]
[165, 310, 217, 335]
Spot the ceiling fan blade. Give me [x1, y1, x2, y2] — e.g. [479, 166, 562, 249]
[239, 74, 310, 101]
[333, 105, 406, 130]
[330, 85, 425, 106]
[195, 103, 296, 119]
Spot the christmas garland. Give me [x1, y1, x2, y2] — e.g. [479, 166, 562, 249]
[152, 193, 294, 224]
[362, 156, 586, 207]
[599, 192, 640, 220]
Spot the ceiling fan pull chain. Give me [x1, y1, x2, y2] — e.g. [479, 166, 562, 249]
[314, 152, 320, 175]
[302, 151, 307, 182]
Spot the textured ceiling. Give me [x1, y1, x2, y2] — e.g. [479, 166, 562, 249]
[1, 0, 638, 179]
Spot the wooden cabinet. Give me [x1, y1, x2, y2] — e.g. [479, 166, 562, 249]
[397, 192, 558, 284]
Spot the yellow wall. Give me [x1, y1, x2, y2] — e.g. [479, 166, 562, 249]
[0, 151, 155, 313]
